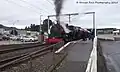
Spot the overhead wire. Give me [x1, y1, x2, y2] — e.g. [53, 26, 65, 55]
[1, 0, 54, 28]
[46, 0, 70, 16]
[35, 0, 55, 12]
[4, 0, 41, 14]
[34, 0, 54, 13]
[19, 0, 50, 14]
[46, 0, 54, 6]
[46, 0, 56, 11]
[31, 0, 70, 17]
[3, 0, 72, 21]
[3, 0, 43, 24]
[3, 0, 51, 23]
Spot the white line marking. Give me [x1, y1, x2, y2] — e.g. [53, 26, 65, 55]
[55, 42, 71, 53]
[85, 36, 97, 72]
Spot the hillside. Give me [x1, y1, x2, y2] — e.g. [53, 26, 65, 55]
[0, 24, 18, 30]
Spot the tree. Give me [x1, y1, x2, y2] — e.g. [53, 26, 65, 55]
[25, 26, 28, 30]
[24, 21, 53, 33]
[30, 24, 36, 31]
[34, 25, 40, 32]
[10, 30, 18, 35]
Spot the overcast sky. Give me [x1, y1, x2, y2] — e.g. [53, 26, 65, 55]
[0, 0, 120, 29]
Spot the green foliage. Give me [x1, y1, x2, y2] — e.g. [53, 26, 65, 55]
[25, 24, 40, 32]
[24, 19, 53, 34]
[10, 30, 18, 35]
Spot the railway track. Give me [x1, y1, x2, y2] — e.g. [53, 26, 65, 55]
[0, 42, 45, 54]
[0, 43, 48, 61]
[0, 45, 49, 69]
[0, 45, 49, 64]
[0, 41, 64, 71]
[0, 42, 41, 49]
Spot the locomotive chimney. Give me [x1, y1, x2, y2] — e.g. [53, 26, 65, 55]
[56, 20, 60, 24]
[56, 16, 60, 24]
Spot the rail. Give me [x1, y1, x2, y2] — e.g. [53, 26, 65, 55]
[85, 36, 97, 72]
[0, 41, 64, 71]
[0, 43, 46, 54]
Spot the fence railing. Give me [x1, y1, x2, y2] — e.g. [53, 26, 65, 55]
[85, 36, 97, 72]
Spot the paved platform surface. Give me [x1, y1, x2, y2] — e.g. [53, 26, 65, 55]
[57, 40, 93, 72]
[100, 41, 120, 72]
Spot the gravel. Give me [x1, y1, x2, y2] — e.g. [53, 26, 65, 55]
[2, 52, 66, 72]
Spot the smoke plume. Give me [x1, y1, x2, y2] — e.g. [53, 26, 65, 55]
[54, 0, 64, 22]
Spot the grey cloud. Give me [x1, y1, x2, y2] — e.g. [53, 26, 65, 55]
[0, 0, 120, 28]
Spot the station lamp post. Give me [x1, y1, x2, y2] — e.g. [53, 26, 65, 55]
[39, 15, 43, 42]
[13, 20, 19, 36]
[48, 16, 50, 35]
[84, 12, 96, 37]
[39, 15, 42, 35]
[12, 20, 19, 44]
[84, 12, 97, 72]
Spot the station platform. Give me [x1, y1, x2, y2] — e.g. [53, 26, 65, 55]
[56, 40, 93, 72]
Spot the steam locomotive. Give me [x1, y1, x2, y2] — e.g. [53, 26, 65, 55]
[45, 20, 91, 44]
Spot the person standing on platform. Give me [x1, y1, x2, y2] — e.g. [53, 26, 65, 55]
[91, 29, 95, 41]
[41, 32, 44, 42]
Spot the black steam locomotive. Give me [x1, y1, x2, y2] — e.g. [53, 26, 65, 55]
[45, 20, 91, 44]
